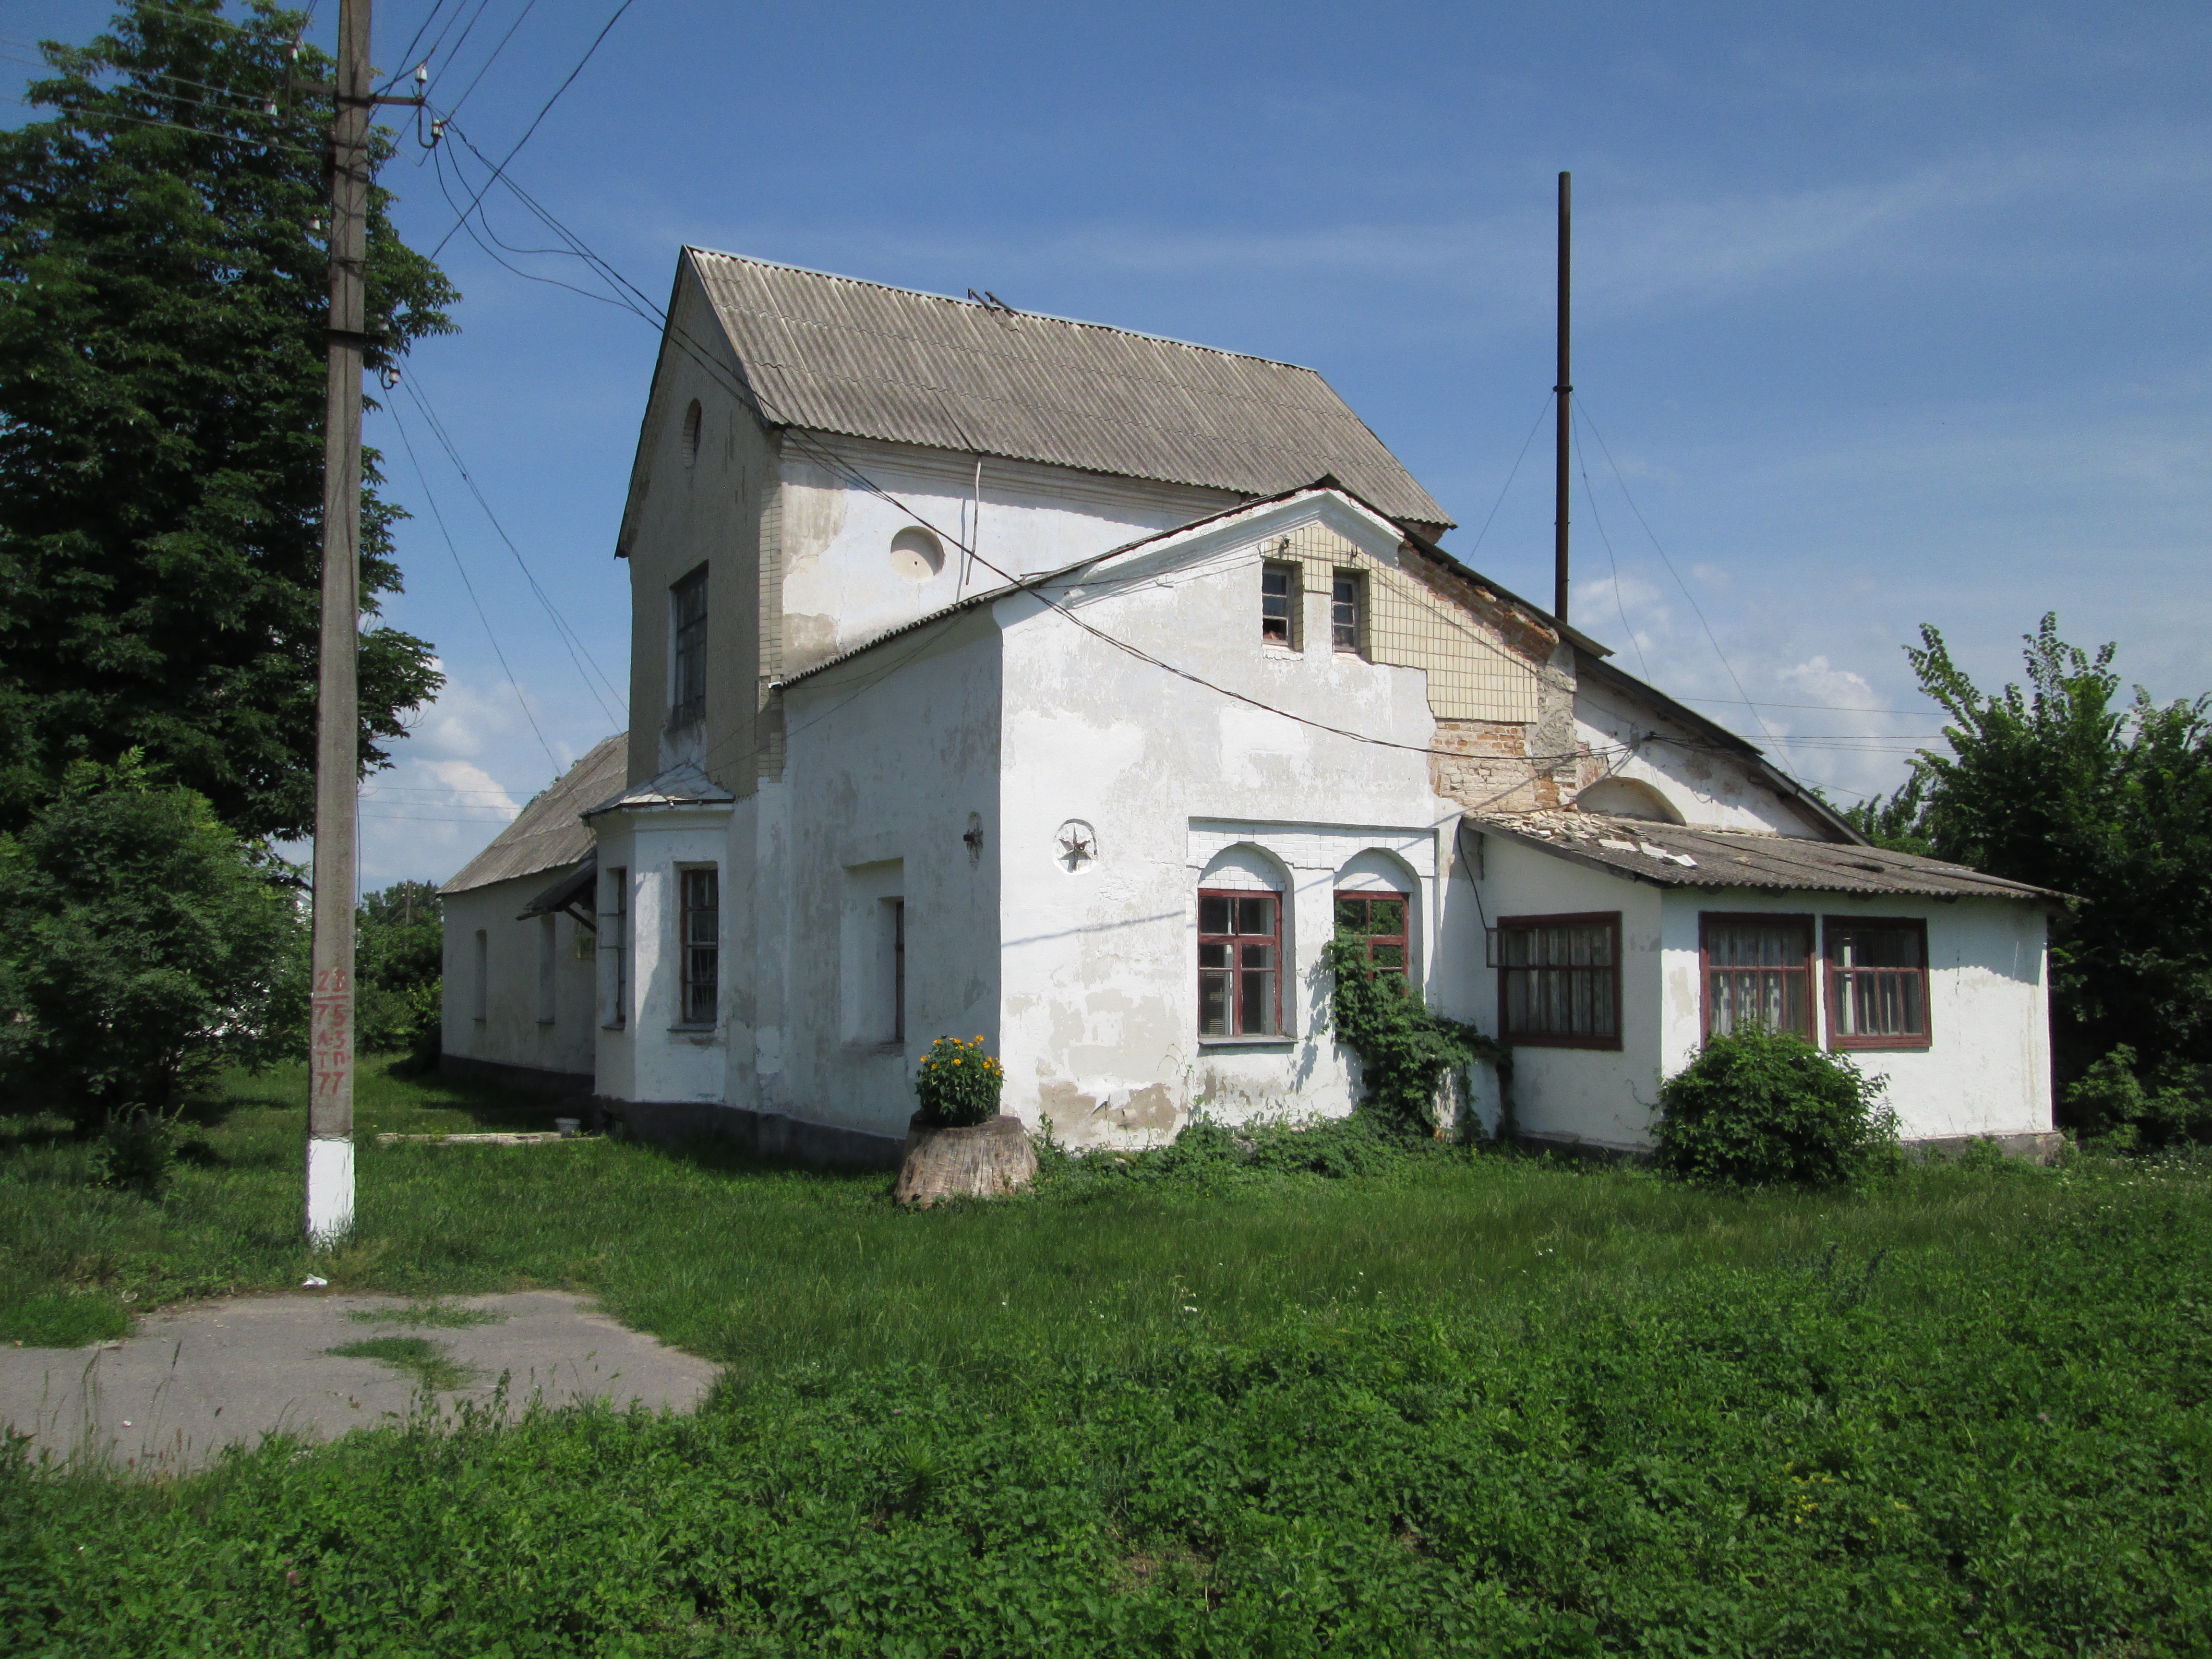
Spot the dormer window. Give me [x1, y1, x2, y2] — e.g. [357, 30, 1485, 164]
[1262, 561, 1298, 647]
[669, 565, 707, 728]
[1332, 570, 1365, 653]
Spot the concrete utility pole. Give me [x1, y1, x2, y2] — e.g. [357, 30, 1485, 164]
[1553, 169, 1572, 625]
[306, 0, 373, 1248]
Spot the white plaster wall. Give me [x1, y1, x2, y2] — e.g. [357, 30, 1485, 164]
[1655, 889, 2052, 1142]
[1571, 674, 1826, 836]
[994, 498, 1461, 1148]
[1467, 838, 1665, 1151]
[438, 876, 596, 1080]
[776, 434, 1238, 676]
[775, 615, 1004, 1139]
[585, 805, 732, 1106]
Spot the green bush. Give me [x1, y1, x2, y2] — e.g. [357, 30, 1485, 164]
[2065, 1044, 2211, 1149]
[0, 755, 301, 1126]
[1321, 937, 1507, 1138]
[87, 1109, 178, 1198]
[914, 1034, 1003, 1127]
[1656, 1026, 1899, 1187]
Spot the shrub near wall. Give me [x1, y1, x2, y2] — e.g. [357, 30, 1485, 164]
[1657, 1027, 1900, 1188]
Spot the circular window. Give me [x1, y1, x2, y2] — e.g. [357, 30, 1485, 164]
[680, 399, 702, 467]
[890, 526, 945, 580]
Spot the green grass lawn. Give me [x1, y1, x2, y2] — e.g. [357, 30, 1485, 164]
[3, 1062, 2209, 1653]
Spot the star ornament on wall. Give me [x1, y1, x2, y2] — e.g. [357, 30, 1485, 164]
[1055, 819, 1098, 872]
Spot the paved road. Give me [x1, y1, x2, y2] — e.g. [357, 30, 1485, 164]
[0, 1290, 718, 1474]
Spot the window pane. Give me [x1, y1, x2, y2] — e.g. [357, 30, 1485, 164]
[1332, 573, 1360, 650]
[1235, 895, 1275, 936]
[1262, 565, 1292, 642]
[1239, 970, 1277, 1035]
[1199, 895, 1229, 934]
[1370, 944, 1404, 970]
[1370, 899, 1404, 937]
[1199, 973, 1228, 1035]
[1837, 926, 1919, 969]
[1240, 942, 1275, 971]
[1335, 897, 1365, 933]
[1198, 942, 1228, 970]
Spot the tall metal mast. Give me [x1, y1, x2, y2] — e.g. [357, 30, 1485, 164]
[1553, 170, 1572, 625]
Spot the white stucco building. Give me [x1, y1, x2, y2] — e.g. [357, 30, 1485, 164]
[443, 251, 2058, 1163]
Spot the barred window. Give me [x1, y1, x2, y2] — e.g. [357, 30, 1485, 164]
[1701, 914, 1813, 1039]
[1199, 890, 1280, 1037]
[1826, 918, 1930, 1049]
[1496, 913, 1620, 1048]
[1334, 892, 1408, 992]
[669, 565, 707, 728]
[679, 866, 719, 1027]
[1261, 561, 1298, 647]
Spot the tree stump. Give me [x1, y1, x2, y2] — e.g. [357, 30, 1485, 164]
[893, 1113, 1037, 1207]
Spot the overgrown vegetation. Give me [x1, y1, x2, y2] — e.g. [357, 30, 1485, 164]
[0, 755, 298, 1127]
[1848, 615, 2212, 1142]
[1655, 1026, 1901, 1189]
[356, 879, 443, 1064]
[2, 1096, 2206, 1651]
[1320, 936, 1508, 1137]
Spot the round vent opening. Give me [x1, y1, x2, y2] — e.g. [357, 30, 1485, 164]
[890, 526, 945, 581]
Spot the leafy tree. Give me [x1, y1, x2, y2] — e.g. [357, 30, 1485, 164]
[0, 0, 455, 841]
[1848, 616, 2212, 1115]
[0, 754, 301, 1125]
[357, 878, 440, 1056]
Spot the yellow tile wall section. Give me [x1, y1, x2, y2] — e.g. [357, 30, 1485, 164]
[1271, 522, 1542, 723]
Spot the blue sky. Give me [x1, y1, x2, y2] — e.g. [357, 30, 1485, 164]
[11, 0, 2210, 883]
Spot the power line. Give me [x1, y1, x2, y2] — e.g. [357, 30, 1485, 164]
[431, 0, 533, 117]
[395, 371, 628, 721]
[385, 396, 563, 771]
[422, 0, 633, 262]
[1570, 406, 1649, 683]
[1462, 390, 1554, 564]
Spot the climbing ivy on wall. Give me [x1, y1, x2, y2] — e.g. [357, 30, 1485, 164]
[1321, 938, 1511, 1139]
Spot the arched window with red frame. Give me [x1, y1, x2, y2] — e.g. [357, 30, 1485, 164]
[1334, 891, 1409, 991]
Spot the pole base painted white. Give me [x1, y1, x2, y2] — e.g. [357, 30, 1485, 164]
[306, 1136, 355, 1249]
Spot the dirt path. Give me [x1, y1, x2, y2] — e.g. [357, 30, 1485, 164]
[0, 1290, 718, 1474]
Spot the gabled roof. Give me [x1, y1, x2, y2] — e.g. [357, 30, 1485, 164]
[439, 735, 626, 897]
[685, 250, 1453, 531]
[1476, 812, 2055, 902]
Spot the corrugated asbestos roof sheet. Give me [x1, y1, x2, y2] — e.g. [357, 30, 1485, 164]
[438, 735, 627, 897]
[1478, 812, 2056, 902]
[688, 250, 1454, 530]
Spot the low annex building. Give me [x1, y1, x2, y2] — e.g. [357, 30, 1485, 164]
[444, 251, 2059, 1162]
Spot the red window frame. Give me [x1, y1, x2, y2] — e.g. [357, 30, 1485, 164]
[1824, 916, 1931, 1051]
[1495, 912, 1622, 1050]
[1198, 889, 1282, 1037]
[1699, 913, 1814, 1041]
[1334, 890, 1410, 992]
[1331, 570, 1365, 654]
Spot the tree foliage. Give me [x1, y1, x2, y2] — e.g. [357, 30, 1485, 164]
[1846, 617, 2212, 1118]
[0, 755, 301, 1123]
[0, 0, 456, 840]
[1322, 937, 1508, 1138]
[357, 878, 441, 1058]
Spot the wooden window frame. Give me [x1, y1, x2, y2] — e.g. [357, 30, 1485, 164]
[677, 865, 719, 1029]
[1334, 890, 1411, 992]
[1330, 568, 1366, 655]
[668, 565, 708, 729]
[1198, 888, 1284, 1039]
[1823, 915, 1932, 1051]
[1261, 560, 1300, 649]
[1698, 912, 1815, 1042]
[1495, 911, 1623, 1051]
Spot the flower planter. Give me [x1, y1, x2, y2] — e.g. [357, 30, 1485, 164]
[893, 1113, 1037, 1208]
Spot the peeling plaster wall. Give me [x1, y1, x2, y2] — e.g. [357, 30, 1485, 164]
[586, 803, 733, 1106]
[775, 434, 1237, 678]
[614, 273, 779, 796]
[1470, 837, 1667, 1153]
[775, 614, 1004, 1139]
[993, 498, 1474, 1150]
[1569, 675, 1826, 836]
[439, 877, 597, 1081]
[1655, 888, 2052, 1143]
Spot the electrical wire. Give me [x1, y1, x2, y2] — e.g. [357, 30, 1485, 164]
[396, 371, 628, 722]
[432, 0, 535, 119]
[385, 396, 563, 771]
[1570, 406, 1650, 683]
[1462, 390, 1554, 565]
[422, 0, 634, 262]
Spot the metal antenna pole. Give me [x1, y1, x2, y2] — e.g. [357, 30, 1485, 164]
[1553, 169, 1572, 625]
[308, 0, 372, 1248]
